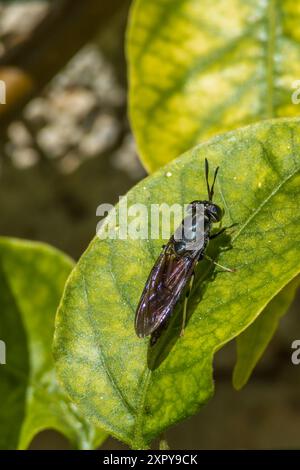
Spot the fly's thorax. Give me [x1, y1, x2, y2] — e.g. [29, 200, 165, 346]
[174, 207, 204, 246]
[173, 237, 207, 256]
[172, 199, 223, 255]
[173, 208, 207, 255]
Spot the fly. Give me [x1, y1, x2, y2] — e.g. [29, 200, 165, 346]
[135, 159, 235, 345]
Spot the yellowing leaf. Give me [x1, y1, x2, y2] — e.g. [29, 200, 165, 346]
[54, 118, 300, 448]
[128, 0, 300, 171]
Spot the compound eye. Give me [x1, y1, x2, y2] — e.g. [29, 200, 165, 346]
[210, 205, 223, 222]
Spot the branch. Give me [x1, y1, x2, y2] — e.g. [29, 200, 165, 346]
[0, 0, 128, 129]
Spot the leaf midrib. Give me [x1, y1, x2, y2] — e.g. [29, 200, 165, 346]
[232, 165, 299, 241]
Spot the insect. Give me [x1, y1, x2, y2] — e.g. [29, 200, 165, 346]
[135, 159, 235, 345]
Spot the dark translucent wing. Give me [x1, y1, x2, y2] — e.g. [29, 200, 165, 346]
[135, 242, 199, 337]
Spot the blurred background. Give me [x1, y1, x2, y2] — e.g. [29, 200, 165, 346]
[0, 0, 299, 450]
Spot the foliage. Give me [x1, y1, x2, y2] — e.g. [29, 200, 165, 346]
[0, 238, 106, 449]
[128, 0, 300, 171]
[54, 118, 300, 448]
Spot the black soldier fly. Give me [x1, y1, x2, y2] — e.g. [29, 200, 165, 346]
[135, 159, 235, 344]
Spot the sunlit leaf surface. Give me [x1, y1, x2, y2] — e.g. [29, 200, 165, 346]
[128, 0, 300, 171]
[54, 118, 300, 448]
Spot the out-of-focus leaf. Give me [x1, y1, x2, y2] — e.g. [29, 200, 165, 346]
[54, 118, 300, 448]
[0, 238, 106, 449]
[233, 275, 299, 390]
[128, 0, 300, 171]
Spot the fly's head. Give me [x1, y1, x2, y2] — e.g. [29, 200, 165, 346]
[187, 200, 223, 223]
[205, 202, 224, 223]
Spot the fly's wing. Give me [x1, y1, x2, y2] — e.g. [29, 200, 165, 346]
[135, 243, 199, 338]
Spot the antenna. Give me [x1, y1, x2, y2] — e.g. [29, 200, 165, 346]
[204, 158, 219, 201]
[210, 166, 219, 201]
[205, 158, 210, 200]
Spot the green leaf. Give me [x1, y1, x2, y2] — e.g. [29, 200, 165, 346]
[128, 0, 300, 172]
[0, 238, 107, 449]
[233, 275, 300, 390]
[54, 118, 300, 448]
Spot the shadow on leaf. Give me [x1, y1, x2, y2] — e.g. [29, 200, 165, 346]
[147, 231, 234, 370]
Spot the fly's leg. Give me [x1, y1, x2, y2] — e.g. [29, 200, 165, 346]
[204, 254, 236, 272]
[209, 223, 237, 240]
[209, 227, 227, 240]
[180, 273, 195, 337]
[208, 223, 237, 271]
